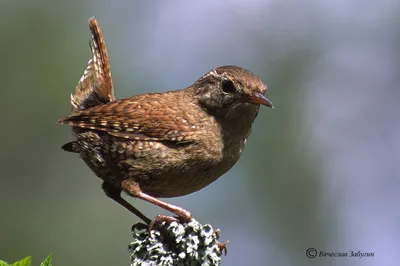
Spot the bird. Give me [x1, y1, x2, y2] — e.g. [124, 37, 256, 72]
[58, 17, 273, 227]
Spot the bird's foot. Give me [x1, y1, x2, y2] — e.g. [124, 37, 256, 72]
[148, 214, 192, 233]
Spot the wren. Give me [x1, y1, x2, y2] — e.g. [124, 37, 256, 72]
[58, 17, 273, 226]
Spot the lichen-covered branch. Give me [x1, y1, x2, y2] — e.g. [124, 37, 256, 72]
[128, 219, 225, 266]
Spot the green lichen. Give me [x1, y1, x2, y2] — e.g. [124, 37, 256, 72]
[128, 219, 224, 266]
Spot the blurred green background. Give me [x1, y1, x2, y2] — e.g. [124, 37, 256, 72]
[1, 1, 399, 265]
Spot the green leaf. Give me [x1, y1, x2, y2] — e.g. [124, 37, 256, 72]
[39, 255, 52, 266]
[10, 256, 31, 266]
[0, 260, 10, 266]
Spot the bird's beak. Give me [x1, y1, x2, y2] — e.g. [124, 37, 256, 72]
[247, 92, 274, 108]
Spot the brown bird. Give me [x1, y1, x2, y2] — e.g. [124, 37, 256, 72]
[58, 17, 273, 227]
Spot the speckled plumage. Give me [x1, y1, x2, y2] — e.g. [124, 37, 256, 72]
[58, 17, 273, 224]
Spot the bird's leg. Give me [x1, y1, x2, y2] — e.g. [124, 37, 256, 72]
[101, 181, 151, 225]
[121, 179, 193, 231]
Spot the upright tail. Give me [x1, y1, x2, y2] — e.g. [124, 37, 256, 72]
[71, 17, 115, 112]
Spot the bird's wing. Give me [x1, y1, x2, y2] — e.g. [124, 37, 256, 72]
[58, 96, 198, 143]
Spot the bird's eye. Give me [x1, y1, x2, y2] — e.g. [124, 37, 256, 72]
[221, 79, 236, 93]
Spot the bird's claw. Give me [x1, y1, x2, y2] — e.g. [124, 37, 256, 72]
[148, 214, 182, 233]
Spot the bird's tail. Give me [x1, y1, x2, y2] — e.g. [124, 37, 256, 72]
[70, 17, 115, 113]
